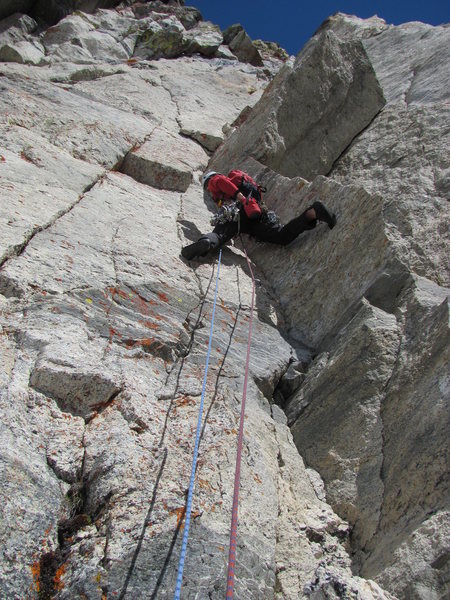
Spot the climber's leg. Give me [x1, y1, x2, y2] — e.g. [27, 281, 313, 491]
[250, 208, 316, 246]
[250, 202, 336, 247]
[181, 221, 239, 260]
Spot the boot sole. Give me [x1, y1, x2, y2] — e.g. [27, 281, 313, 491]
[181, 239, 210, 260]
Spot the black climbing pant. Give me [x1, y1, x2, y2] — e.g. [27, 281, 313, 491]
[208, 208, 317, 249]
[181, 207, 319, 261]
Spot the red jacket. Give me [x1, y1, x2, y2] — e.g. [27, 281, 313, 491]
[207, 174, 240, 204]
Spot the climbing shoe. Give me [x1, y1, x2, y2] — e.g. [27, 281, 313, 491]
[312, 201, 337, 229]
[181, 238, 211, 261]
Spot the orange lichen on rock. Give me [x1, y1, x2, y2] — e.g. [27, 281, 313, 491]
[31, 561, 41, 592]
[54, 562, 67, 590]
[140, 319, 160, 330]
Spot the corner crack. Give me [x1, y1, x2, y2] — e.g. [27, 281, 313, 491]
[325, 105, 386, 177]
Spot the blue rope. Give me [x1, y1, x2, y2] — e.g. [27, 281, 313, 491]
[174, 249, 222, 600]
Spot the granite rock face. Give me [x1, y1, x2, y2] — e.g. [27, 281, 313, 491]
[329, 15, 450, 287]
[0, 4, 448, 600]
[214, 13, 449, 600]
[211, 29, 386, 180]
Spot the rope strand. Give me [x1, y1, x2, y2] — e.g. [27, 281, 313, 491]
[226, 244, 256, 598]
[174, 249, 222, 600]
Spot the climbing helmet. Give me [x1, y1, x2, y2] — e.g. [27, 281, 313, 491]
[202, 171, 218, 188]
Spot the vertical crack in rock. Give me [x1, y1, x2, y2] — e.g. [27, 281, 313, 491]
[241, 247, 310, 403]
[159, 72, 218, 153]
[363, 331, 404, 561]
[176, 191, 186, 248]
[118, 447, 169, 600]
[102, 222, 127, 363]
[274, 438, 286, 597]
[176, 190, 202, 283]
[176, 195, 211, 303]
[244, 246, 290, 335]
[160, 73, 184, 135]
[130, 267, 242, 596]
[34, 424, 89, 598]
[271, 358, 299, 410]
[199, 300, 242, 444]
[156, 266, 216, 449]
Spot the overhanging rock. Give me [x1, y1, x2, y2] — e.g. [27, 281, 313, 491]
[212, 29, 385, 180]
[0, 0, 33, 21]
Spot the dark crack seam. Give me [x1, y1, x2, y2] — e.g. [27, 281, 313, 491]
[160, 75, 183, 134]
[362, 329, 404, 558]
[157, 264, 216, 449]
[36, 422, 90, 596]
[115, 261, 246, 595]
[112, 283, 214, 596]
[175, 192, 210, 301]
[199, 301, 242, 445]
[118, 447, 168, 600]
[102, 221, 128, 362]
[138, 299, 241, 600]
[324, 105, 386, 177]
[0, 172, 107, 271]
[130, 268, 237, 597]
[160, 75, 211, 153]
[198, 265, 245, 446]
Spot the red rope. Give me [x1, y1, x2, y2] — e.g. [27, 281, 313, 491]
[226, 245, 256, 598]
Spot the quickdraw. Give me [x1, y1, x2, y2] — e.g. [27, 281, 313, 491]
[210, 200, 241, 226]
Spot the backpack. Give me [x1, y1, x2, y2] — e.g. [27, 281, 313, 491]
[227, 170, 266, 220]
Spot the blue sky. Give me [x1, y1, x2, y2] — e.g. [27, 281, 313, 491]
[185, 1, 449, 55]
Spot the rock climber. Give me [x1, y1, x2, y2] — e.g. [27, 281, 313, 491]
[181, 170, 336, 261]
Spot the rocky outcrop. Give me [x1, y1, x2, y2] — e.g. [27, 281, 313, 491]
[0, 0, 278, 69]
[0, 4, 448, 600]
[212, 12, 449, 600]
[212, 29, 386, 180]
[224, 23, 264, 66]
[329, 15, 450, 287]
[0, 13, 44, 64]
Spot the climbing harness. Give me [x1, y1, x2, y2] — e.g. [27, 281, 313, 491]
[226, 240, 256, 599]
[210, 200, 279, 229]
[173, 249, 222, 600]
